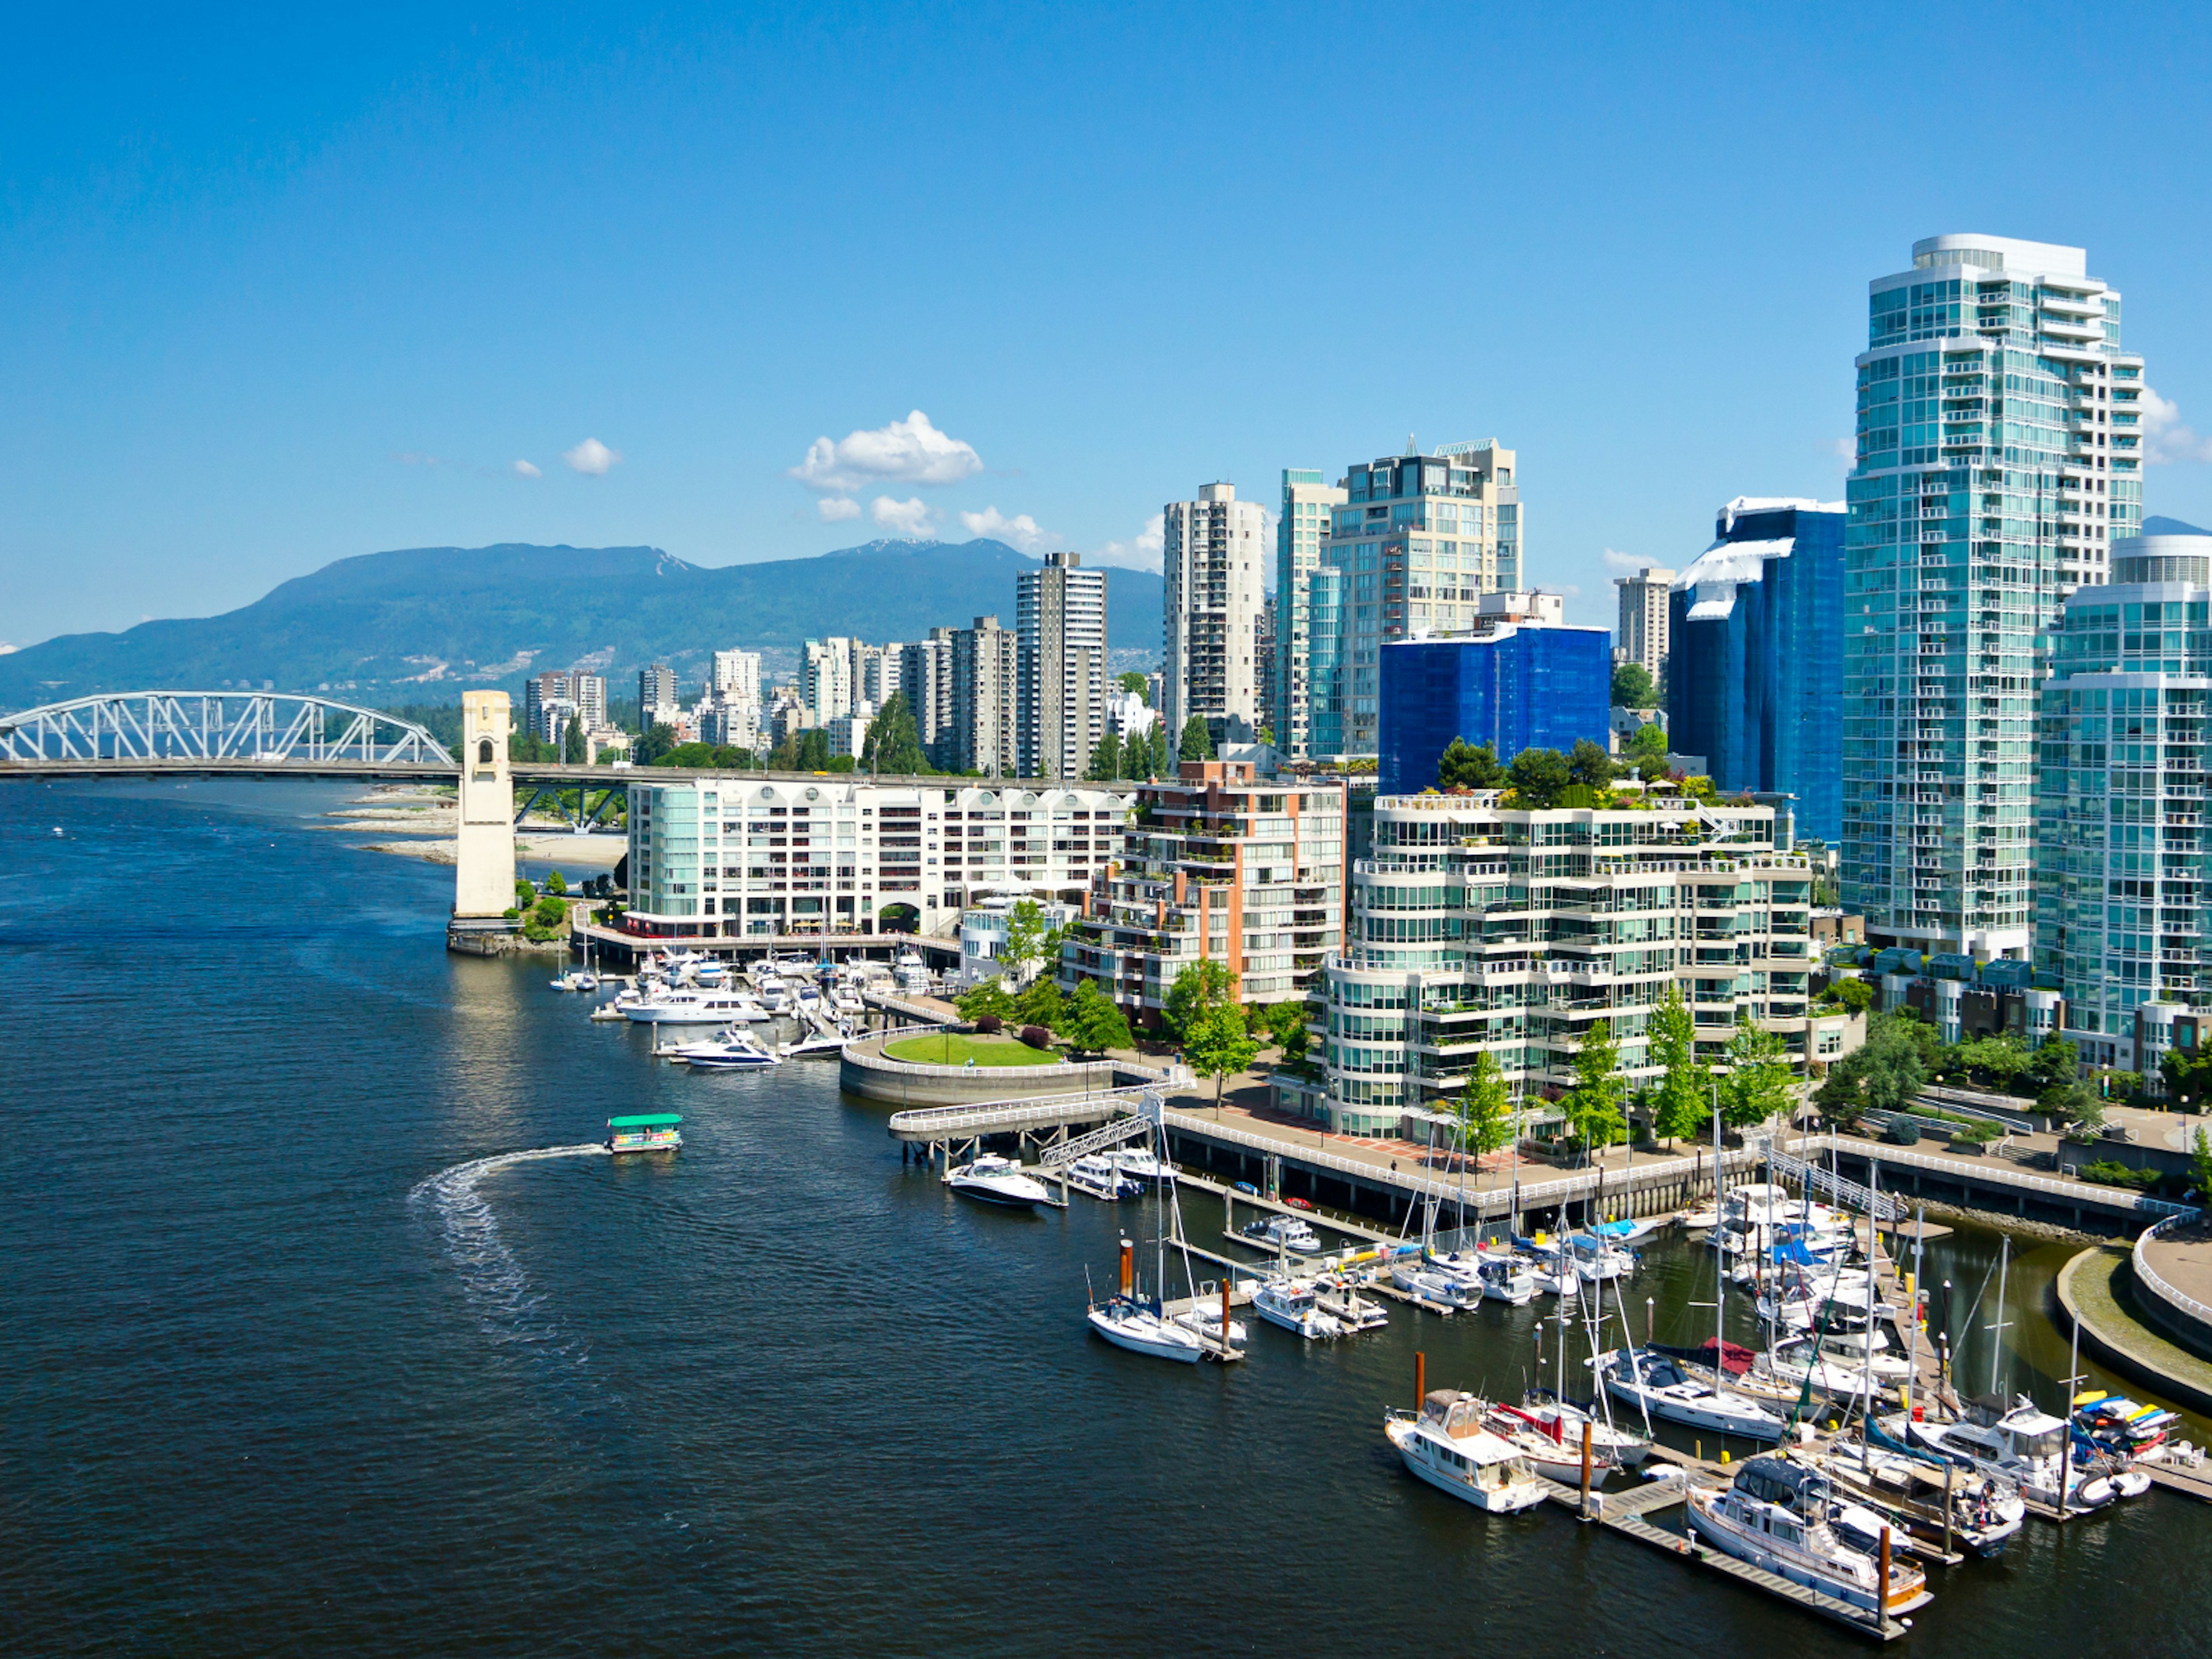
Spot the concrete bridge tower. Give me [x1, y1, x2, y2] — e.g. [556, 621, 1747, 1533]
[452, 690, 517, 933]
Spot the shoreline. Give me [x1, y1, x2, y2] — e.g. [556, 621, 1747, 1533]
[329, 783, 626, 872]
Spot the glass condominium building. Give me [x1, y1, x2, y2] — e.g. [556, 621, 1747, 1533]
[1842, 234, 2145, 959]
[2036, 529, 2212, 1067]
[1276, 468, 1347, 758]
[1319, 440, 1521, 757]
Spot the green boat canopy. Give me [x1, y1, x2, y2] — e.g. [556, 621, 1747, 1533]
[608, 1114, 683, 1128]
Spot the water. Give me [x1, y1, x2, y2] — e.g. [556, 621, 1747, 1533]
[7, 778, 2212, 1657]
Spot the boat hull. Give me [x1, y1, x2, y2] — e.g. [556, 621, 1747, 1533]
[1687, 1494, 1932, 1617]
[1087, 1308, 1202, 1362]
[1385, 1424, 1548, 1513]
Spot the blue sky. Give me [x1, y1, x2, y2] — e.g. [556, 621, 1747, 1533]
[6, 2, 2212, 649]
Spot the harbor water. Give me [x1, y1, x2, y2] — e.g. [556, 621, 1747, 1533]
[7, 778, 2210, 1657]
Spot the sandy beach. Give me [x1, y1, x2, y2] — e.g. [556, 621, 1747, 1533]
[328, 785, 626, 872]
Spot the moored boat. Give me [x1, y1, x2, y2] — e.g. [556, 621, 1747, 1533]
[1685, 1453, 1933, 1618]
[1252, 1277, 1346, 1340]
[948, 1153, 1051, 1208]
[1384, 1390, 1548, 1513]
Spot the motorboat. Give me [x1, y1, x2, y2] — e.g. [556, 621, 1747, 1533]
[1240, 1214, 1321, 1255]
[1599, 1347, 1787, 1441]
[690, 959, 730, 988]
[1384, 1391, 1548, 1514]
[1312, 1274, 1390, 1332]
[1172, 1296, 1248, 1347]
[1088, 1296, 1205, 1363]
[947, 1153, 1051, 1209]
[1252, 1278, 1347, 1340]
[1063, 1153, 1142, 1201]
[1685, 1454, 1933, 1618]
[668, 1030, 782, 1069]
[1423, 1247, 1536, 1306]
[1389, 1256, 1485, 1310]
[549, 968, 600, 991]
[777, 1031, 850, 1059]
[1108, 1147, 1180, 1186]
[605, 1112, 682, 1153]
[1516, 1232, 1633, 1290]
[832, 986, 866, 1016]
[893, 949, 933, 993]
[1590, 1215, 1670, 1247]
[624, 987, 774, 1025]
[1897, 1399, 2108, 1511]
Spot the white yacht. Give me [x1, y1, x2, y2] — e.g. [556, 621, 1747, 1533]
[1252, 1278, 1346, 1340]
[668, 1030, 782, 1069]
[1900, 1399, 2111, 1511]
[1599, 1348, 1787, 1441]
[1239, 1214, 1321, 1255]
[1389, 1255, 1485, 1310]
[1063, 1154, 1142, 1201]
[690, 959, 730, 988]
[893, 949, 933, 994]
[1686, 1455, 1933, 1619]
[1172, 1297, 1248, 1347]
[1088, 1297, 1205, 1363]
[625, 987, 773, 1025]
[1462, 1251, 1537, 1305]
[1384, 1391, 1548, 1514]
[1810, 1440, 2025, 1558]
[948, 1153, 1051, 1209]
[1108, 1147, 1180, 1186]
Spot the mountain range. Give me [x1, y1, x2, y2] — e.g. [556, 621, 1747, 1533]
[0, 539, 1164, 707]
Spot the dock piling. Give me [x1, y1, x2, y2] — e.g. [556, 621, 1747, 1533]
[1415, 1350, 1425, 1410]
[1580, 1420, 1593, 1519]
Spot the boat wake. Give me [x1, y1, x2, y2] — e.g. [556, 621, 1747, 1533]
[410, 1144, 608, 1362]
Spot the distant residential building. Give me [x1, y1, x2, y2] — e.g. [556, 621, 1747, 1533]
[800, 638, 855, 726]
[1163, 482, 1267, 747]
[1376, 594, 1610, 796]
[1318, 440, 1522, 757]
[1843, 232, 2146, 960]
[1276, 467, 1347, 758]
[1107, 687, 1158, 743]
[638, 664, 679, 717]
[961, 895, 1083, 986]
[1612, 566, 1674, 689]
[948, 615, 1019, 777]
[1301, 790, 1838, 1135]
[1305, 565, 1351, 758]
[622, 777, 1127, 938]
[1666, 498, 1846, 843]
[526, 669, 604, 746]
[1060, 757, 1347, 1019]
[1017, 551, 1107, 780]
[853, 642, 901, 709]
[900, 632, 955, 760]
[2037, 529, 2212, 1072]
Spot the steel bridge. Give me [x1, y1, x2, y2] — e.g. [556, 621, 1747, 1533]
[0, 692, 456, 771]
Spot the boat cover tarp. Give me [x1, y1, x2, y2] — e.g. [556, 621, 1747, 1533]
[1653, 1339, 1757, 1377]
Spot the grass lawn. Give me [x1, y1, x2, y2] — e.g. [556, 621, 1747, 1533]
[883, 1033, 1060, 1067]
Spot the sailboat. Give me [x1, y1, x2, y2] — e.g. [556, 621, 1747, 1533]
[1086, 1098, 1217, 1363]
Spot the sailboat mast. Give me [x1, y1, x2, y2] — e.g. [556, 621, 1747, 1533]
[1988, 1234, 2010, 1399]
[1713, 1081, 1728, 1397]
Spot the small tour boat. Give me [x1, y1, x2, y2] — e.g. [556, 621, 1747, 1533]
[1088, 1296, 1205, 1363]
[1384, 1391, 1548, 1514]
[1599, 1347, 1787, 1441]
[606, 1112, 682, 1154]
[1686, 1453, 1933, 1618]
[1252, 1277, 1347, 1340]
[948, 1153, 1051, 1209]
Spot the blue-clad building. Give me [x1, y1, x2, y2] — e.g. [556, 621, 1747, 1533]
[1667, 497, 1846, 843]
[1378, 596, 1612, 795]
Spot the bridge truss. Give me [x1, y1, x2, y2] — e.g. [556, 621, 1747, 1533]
[0, 692, 456, 768]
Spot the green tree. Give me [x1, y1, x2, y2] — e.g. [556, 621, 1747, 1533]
[1437, 737, 1505, 791]
[1824, 976, 1874, 1014]
[1164, 958, 1235, 1041]
[1568, 737, 1616, 789]
[2027, 1035, 2080, 1093]
[544, 869, 567, 896]
[514, 876, 537, 908]
[1013, 975, 1065, 1032]
[1087, 730, 1123, 781]
[1646, 986, 1709, 1145]
[955, 979, 1016, 1023]
[1505, 746, 1572, 808]
[1722, 1014, 1796, 1130]
[635, 722, 679, 766]
[1561, 1018, 1628, 1162]
[1627, 719, 1669, 759]
[2039, 1077, 2096, 1128]
[861, 691, 929, 774]
[999, 899, 1052, 985]
[1813, 1011, 1926, 1129]
[2193, 1127, 2212, 1203]
[1611, 660, 1658, 709]
[1185, 999, 1261, 1112]
[1061, 979, 1134, 1056]
[1179, 715, 1214, 762]
[1119, 671, 1151, 703]
[795, 729, 832, 771]
[1456, 1050, 1515, 1159]
[1267, 1001, 1312, 1071]
[562, 715, 588, 763]
[2160, 1047, 2212, 1111]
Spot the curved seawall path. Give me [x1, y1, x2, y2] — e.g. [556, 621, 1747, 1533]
[7, 776, 2212, 1656]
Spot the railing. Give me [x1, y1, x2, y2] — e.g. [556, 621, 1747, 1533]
[1805, 1134, 2199, 1217]
[887, 1084, 1158, 1138]
[2133, 1212, 2212, 1331]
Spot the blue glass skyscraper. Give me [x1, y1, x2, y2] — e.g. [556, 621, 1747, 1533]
[1378, 619, 1611, 796]
[1667, 497, 1847, 843]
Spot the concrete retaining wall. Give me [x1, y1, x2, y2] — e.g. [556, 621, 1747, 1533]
[839, 1036, 1123, 1105]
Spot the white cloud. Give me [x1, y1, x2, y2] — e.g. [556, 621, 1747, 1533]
[1830, 437, 1857, 462]
[789, 410, 983, 494]
[562, 437, 622, 475]
[817, 495, 862, 522]
[1093, 512, 1166, 573]
[872, 495, 936, 537]
[1601, 547, 1649, 575]
[959, 505, 1052, 552]
[513, 459, 542, 478]
[2146, 389, 2212, 465]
